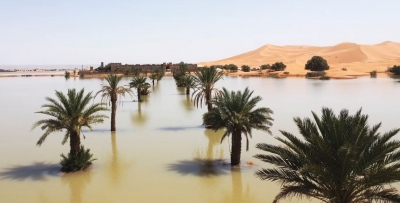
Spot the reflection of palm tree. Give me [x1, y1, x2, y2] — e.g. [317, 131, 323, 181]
[220, 168, 254, 203]
[181, 94, 193, 111]
[61, 171, 92, 203]
[131, 102, 148, 126]
[203, 129, 224, 160]
[108, 131, 121, 185]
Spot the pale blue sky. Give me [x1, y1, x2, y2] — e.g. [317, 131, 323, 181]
[0, 0, 399, 66]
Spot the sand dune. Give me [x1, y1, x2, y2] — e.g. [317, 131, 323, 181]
[199, 41, 400, 78]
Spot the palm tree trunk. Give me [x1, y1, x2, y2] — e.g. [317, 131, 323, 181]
[231, 130, 242, 166]
[137, 88, 141, 102]
[70, 130, 81, 155]
[186, 87, 190, 95]
[206, 91, 212, 111]
[111, 97, 117, 131]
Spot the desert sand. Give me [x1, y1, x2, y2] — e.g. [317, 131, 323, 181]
[199, 41, 400, 78]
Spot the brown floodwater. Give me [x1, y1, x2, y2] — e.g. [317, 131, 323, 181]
[0, 75, 400, 202]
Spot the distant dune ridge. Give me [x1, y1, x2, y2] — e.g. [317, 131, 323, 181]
[199, 41, 400, 77]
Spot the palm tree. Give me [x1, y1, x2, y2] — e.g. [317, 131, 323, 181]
[203, 87, 273, 166]
[33, 88, 108, 156]
[95, 74, 132, 131]
[192, 67, 224, 111]
[182, 74, 196, 95]
[254, 108, 400, 203]
[149, 73, 157, 86]
[129, 76, 150, 102]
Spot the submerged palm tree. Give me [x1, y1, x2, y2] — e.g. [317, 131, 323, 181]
[129, 76, 150, 102]
[96, 74, 132, 131]
[192, 67, 224, 111]
[255, 108, 400, 203]
[33, 88, 108, 156]
[203, 87, 273, 166]
[182, 74, 196, 95]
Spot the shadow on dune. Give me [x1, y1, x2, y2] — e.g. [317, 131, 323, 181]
[0, 162, 60, 181]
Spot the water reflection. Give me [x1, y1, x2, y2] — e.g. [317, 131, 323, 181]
[177, 87, 186, 95]
[61, 171, 92, 203]
[152, 84, 159, 93]
[108, 132, 121, 185]
[220, 168, 255, 203]
[181, 94, 194, 111]
[130, 102, 148, 126]
[0, 162, 59, 181]
[167, 129, 227, 176]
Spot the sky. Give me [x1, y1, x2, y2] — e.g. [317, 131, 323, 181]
[0, 0, 399, 66]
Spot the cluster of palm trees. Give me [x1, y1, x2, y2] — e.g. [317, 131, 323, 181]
[33, 66, 400, 202]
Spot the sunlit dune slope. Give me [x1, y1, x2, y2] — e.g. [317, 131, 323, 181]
[199, 41, 400, 77]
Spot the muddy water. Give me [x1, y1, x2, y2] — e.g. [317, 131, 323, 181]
[0, 76, 399, 202]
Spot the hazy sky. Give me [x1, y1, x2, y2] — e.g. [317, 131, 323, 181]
[0, 0, 399, 65]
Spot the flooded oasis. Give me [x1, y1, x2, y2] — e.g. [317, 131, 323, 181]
[1, 75, 400, 203]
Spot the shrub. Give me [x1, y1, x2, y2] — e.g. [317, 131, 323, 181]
[305, 56, 330, 71]
[79, 72, 85, 78]
[283, 72, 289, 75]
[64, 71, 70, 79]
[224, 64, 238, 72]
[341, 68, 347, 71]
[305, 71, 326, 78]
[260, 64, 271, 70]
[271, 62, 286, 71]
[60, 146, 96, 172]
[241, 65, 251, 72]
[320, 76, 330, 80]
[370, 70, 377, 78]
[388, 65, 400, 75]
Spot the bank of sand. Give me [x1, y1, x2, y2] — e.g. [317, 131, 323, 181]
[199, 41, 400, 79]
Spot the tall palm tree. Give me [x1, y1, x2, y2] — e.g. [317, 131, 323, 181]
[129, 76, 150, 102]
[182, 74, 196, 95]
[192, 67, 224, 111]
[254, 108, 400, 203]
[149, 73, 157, 86]
[96, 74, 132, 131]
[33, 88, 108, 156]
[203, 87, 273, 166]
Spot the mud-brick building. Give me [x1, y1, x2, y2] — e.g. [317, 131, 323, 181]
[110, 62, 198, 73]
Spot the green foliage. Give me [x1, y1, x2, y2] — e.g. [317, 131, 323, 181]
[260, 64, 271, 70]
[203, 87, 273, 165]
[370, 70, 377, 78]
[132, 67, 140, 76]
[305, 56, 330, 71]
[79, 72, 85, 78]
[192, 67, 224, 111]
[95, 74, 132, 131]
[319, 75, 330, 80]
[254, 107, 400, 202]
[305, 71, 326, 78]
[33, 89, 108, 146]
[96, 64, 111, 72]
[223, 64, 238, 72]
[241, 65, 251, 72]
[60, 146, 96, 172]
[172, 62, 188, 87]
[64, 71, 70, 79]
[181, 74, 196, 95]
[388, 65, 400, 75]
[270, 62, 286, 71]
[129, 76, 150, 102]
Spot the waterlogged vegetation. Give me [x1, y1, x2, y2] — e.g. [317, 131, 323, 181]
[1, 73, 400, 202]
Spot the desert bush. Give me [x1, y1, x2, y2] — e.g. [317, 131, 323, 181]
[305, 56, 330, 71]
[271, 62, 286, 71]
[241, 65, 251, 72]
[260, 64, 271, 70]
[64, 71, 70, 79]
[60, 146, 96, 172]
[305, 71, 326, 78]
[320, 76, 330, 80]
[370, 70, 377, 78]
[341, 68, 347, 71]
[388, 65, 400, 75]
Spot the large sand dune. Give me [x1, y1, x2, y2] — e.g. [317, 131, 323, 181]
[199, 41, 400, 78]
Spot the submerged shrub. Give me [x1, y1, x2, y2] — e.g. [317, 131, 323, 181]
[319, 75, 330, 80]
[370, 70, 377, 78]
[60, 146, 96, 172]
[305, 71, 326, 78]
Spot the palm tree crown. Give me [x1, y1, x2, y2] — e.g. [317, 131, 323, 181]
[254, 108, 400, 203]
[192, 67, 224, 111]
[129, 76, 150, 102]
[96, 74, 132, 131]
[203, 87, 273, 166]
[182, 74, 196, 95]
[33, 88, 108, 155]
